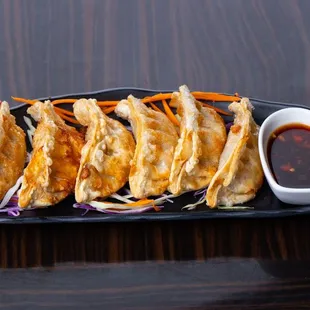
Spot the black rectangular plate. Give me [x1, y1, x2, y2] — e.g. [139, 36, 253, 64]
[5, 88, 310, 224]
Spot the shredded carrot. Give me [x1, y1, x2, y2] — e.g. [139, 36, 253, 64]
[50, 98, 78, 105]
[11, 96, 36, 105]
[191, 92, 240, 102]
[56, 112, 80, 124]
[97, 101, 119, 107]
[100, 198, 156, 209]
[142, 92, 235, 116]
[13, 90, 239, 124]
[142, 93, 172, 103]
[54, 106, 74, 116]
[123, 199, 154, 207]
[102, 106, 116, 114]
[169, 99, 178, 108]
[53, 99, 119, 106]
[149, 102, 164, 114]
[152, 203, 161, 212]
[200, 102, 232, 116]
[162, 99, 180, 126]
[102, 199, 161, 212]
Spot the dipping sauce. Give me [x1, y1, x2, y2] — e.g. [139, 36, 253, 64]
[267, 123, 310, 188]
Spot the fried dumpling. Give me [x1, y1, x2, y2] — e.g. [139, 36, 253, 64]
[0, 101, 26, 200]
[168, 85, 227, 195]
[18, 101, 84, 208]
[73, 98, 135, 203]
[115, 95, 178, 198]
[206, 98, 264, 208]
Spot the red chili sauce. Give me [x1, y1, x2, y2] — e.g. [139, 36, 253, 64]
[267, 123, 310, 188]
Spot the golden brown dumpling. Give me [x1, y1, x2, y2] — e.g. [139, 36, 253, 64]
[168, 85, 227, 195]
[206, 98, 264, 208]
[115, 95, 178, 198]
[73, 98, 135, 203]
[18, 101, 84, 208]
[0, 101, 26, 200]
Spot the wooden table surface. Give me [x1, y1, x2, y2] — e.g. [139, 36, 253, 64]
[0, 259, 310, 310]
[1, 0, 310, 308]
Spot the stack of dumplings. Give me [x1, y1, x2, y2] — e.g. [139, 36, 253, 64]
[13, 85, 263, 210]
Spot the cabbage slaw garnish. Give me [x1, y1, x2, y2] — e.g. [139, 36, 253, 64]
[0, 176, 23, 209]
[0, 177, 24, 217]
[73, 191, 177, 215]
[181, 188, 207, 211]
[23, 116, 35, 146]
[73, 203, 164, 215]
[181, 188, 254, 211]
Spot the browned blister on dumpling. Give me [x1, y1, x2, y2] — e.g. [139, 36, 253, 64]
[0, 101, 26, 200]
[206, 98, 264, 208]
[168, 85, 227, 195]
[115, 95, 178, 199]
[73, 99, 135, 203]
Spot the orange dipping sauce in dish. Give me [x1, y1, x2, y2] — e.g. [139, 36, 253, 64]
[267, 123, 310, 188]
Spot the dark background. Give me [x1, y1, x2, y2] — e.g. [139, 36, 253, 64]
[1, 0, 310, 308]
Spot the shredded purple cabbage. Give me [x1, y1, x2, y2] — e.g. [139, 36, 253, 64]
[194, 188, 207, 202]
[0, 206, 21, 217]
[0, 195, 21, 217]
[194, 188, 207, 197]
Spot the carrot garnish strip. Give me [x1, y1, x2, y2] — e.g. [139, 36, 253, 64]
[192, 92, 240, 102]
[124, 199, 154, 207]
[13, 91, 239, 123]
[11, 96, 36, 105]
[149, 102, 165, 113]
[50, 99, 78, 105]
[142, 93, 172, 103]
[169, 99, 178, 108]
[200, 102, 232, 116]
[12, 96, 77, 107]
[162, 99, 180, 126]
[169, 95, 232, 115]
[102, 106, 116, 114]
[12, 96, 76, 116]
[98, 199, 155, 208]
[56, 112, 80, 124]
[54, 106, 75, 116]
[152, 203, 161, 212]
[89, 198, 162, 212]
[97, 101, 119, 107]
